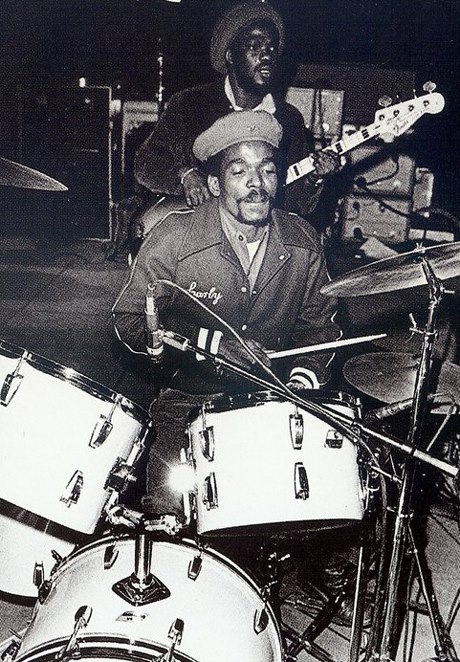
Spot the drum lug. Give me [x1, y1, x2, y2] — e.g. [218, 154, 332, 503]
[325, 429, 344, 449]
[37, 579, 53, 604]
[33, 562, 46, 590]
[199, 407, 215, 461]
[253, 607, 269, 634]
[89, 395, 121, 448]
[105, 458, 136, 493]
[157, 619, 184, 662]
[199, 426, 215, 461]
[289, 409, 304, 449]
[0, 351, 27, 407]
[60, 470, 84, 507]
[187, 553, 203, 580]
[0, 635, 22, 662]
[104, 544, 119, 570]
[55, 605, 93, 662]
[294, 462, 309, 500]
[202, 472, 218, 509]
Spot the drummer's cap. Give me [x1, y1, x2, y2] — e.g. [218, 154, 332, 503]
[193, 110, 283, 162]
[210, 0, 285, 74]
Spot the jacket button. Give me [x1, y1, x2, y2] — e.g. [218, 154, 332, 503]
[279, 254, 285, 260]
[241, 324, 248, 331]
[241, 286, 247, 293]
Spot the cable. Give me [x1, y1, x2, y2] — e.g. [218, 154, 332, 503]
[157, 278, 292, 398]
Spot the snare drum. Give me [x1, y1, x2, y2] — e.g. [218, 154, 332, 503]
[188, 391, 365, 536]
[16, 536, 283, 662]
[0, 340, 148, 535]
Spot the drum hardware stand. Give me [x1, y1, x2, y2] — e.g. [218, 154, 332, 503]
[282, 488, 379, 662]
[371, 257, 458, 662]
[55, 606, 93, 662]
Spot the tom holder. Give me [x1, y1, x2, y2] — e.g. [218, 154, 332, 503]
[112, 530, 171, 606]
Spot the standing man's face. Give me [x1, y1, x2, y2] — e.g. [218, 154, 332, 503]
[208, 141, 278, 226]
[227, 22, 280, 94]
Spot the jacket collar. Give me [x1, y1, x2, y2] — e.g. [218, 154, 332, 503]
[178, 200, 292, 294]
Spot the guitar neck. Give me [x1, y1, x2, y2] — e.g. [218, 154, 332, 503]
[285, 121, 382, 185]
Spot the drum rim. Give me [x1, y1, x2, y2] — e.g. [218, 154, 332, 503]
[17, 634, 200, 662]
[189, 388, 357, 418]
[0, 339, 148, 422]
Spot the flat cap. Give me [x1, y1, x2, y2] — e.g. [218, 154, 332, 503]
[210, 0, 285, 74]
[193, 110, 283, 162]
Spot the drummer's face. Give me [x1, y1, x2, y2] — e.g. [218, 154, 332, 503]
[208, 140, 278, 226]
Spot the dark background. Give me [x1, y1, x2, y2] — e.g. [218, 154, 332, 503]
[0, 0, 458, 215]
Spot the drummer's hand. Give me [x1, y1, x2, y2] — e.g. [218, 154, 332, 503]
[218, 337, 271, 370]
[181, 168, 210, 207]
[286, 379, 311, 393]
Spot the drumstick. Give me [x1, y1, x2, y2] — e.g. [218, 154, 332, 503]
[267, 333, 387, 360]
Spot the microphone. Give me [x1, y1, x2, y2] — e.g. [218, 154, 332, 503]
[364, 394, 438, 422]
[145, 283, 164, 364]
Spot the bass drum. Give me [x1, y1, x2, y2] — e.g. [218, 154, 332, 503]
[17, 536, 283, 662]
[188, 390, 365, 536]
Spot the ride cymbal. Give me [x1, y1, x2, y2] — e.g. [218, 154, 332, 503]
[321, 242, 460, 297]
[0, 158, 67, 191]
[344, 352, 460, 413]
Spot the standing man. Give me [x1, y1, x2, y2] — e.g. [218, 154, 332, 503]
[114, 110, 339, 516]
[133, 0, 338, 242]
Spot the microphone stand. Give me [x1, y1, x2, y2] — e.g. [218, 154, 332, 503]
[371, 257, 458, 662]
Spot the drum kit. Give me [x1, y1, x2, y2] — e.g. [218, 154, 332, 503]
[0, 158, 460, 661]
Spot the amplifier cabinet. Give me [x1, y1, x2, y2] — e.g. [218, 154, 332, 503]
[346, 145, 416, 198]
[341, 194, 412, 245]
[20, 86, 113, 239]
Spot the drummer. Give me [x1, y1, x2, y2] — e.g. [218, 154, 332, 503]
[113, 109, 340, 517]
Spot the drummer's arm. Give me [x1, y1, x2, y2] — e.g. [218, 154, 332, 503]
[112, 221, 221, 358]
[287, 250, 341, 388]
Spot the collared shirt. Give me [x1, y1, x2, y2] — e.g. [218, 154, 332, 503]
[224, 76, 276, 114]
[219, 202, 269, 291]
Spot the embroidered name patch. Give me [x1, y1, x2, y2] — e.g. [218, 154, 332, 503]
[188, 281, 223, 306]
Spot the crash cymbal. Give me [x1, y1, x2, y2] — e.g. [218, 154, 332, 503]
[321, 242, 460, 297]
[0, 158, 67, 191]
[344, 352, 460, 413]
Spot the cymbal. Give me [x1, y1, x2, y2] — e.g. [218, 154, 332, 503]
[344, 352, 460, 412]
[0, 158, 67, 191]
[321, 242, 460, 297]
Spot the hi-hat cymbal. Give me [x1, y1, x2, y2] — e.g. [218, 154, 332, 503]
[321, 242, 460, 297]
[0, 158, 67, 191]
[344, 352, 460, 412]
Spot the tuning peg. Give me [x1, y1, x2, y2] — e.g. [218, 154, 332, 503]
[423, 81, 437, 93]
[378, 95, 393, 108]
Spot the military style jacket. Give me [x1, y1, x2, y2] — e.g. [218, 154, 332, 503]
[113, 197, 340, 394]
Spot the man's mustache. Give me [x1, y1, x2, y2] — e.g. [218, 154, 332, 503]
[241, 189, 272, 203]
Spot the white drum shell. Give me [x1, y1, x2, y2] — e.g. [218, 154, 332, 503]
[16, 537, 283, 662]
[0, 513, 75, 598]
[189, 397, 364, 535]
[0, 347, 146, 534]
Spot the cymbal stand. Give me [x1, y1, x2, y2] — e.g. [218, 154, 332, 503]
[372, 256, 458, 662]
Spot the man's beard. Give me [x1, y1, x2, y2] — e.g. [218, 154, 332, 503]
[236, 188, 274, 226]
[239, 67, 275, 96]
